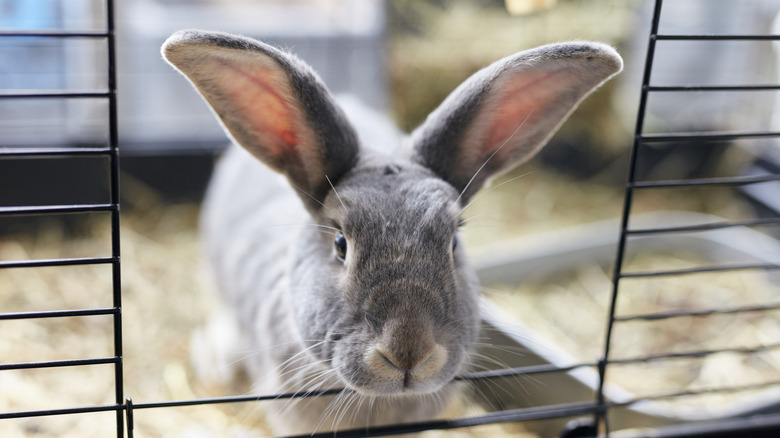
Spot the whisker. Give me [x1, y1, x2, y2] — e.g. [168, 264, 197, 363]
[225, 339, 317, 371]
[289, 180, 334, 213]
[458, 214, 482, 226]
[315, 388, 351, 434]
[334, 391, 359, 431]
[305, 223, 341, 233]
[457, 111, 533, 204]
[250, 340, 328, 384]
[468, 373, 509, 406]
[469, 342, 531, 357]
[366, 395, 377, 430]
[464, 350, 551, 399]
[459, 171, 534, 216]
[235, 221, 340, 237]
[276, 365, 340, 418]
[461, 357, 524, 400]
[325, 174, 347, 213]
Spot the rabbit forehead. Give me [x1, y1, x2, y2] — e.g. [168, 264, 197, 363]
[326, 161, 461, 236]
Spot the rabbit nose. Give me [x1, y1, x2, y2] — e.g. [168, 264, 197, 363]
[374, 344, 447, 387]
[368, 342, 448, 387]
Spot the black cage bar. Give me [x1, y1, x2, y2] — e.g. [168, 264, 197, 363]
[598, 0, 780, 436]
[0, 0, 124, 436]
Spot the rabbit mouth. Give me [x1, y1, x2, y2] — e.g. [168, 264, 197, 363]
[344, 371, 455, 396]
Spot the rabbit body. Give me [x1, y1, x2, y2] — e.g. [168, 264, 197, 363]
[163, 30, 622, 434]
[202, 141, 469, 433]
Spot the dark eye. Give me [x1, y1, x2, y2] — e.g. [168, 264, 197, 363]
[451, 236, 458, 251]
[334, 231, 347, 260]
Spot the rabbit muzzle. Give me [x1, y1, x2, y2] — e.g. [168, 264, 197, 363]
[365, 316, 450, 393]
[331, 279, 471, 396]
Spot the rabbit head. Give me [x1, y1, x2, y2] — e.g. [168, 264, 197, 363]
[162, 30, 622, 399]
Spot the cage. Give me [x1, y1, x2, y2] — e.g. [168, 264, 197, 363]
[1, 0, 780, 437]
[0, 0, 123, 435]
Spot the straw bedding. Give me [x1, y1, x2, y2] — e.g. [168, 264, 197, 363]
[0, 177, 529, 437]
[3, 165, 776, 435]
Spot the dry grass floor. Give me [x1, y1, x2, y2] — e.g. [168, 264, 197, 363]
[3, 163, 779, 436]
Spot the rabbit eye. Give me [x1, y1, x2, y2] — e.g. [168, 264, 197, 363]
[334, 231, 347, 260]
[451, 236, 458, 251]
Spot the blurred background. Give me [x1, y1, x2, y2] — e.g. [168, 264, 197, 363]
[1, 0, 779, 225]
[1, 0, 780, 437]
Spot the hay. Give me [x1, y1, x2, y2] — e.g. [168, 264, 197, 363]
[460, 163, 780, 414]
[2, 155, 777, 435]
[0, 199, 256, 437]
[0, 179, 526, 437]
[480, 231, 780, 414]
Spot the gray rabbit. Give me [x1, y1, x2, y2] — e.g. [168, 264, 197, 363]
[162, 30, 622, 434]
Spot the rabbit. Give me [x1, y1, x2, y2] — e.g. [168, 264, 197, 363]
[162, 30, 622, 435]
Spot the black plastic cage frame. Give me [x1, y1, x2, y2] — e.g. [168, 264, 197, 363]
[1, 0, 780, 437]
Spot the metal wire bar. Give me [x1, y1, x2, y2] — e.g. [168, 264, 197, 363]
[640, 131, 780, 142]
[614, 302, 780, 322]
[598, 0, 665, 433]
[105, 0, 124, 435]
[0, 90, 111, 99]
[632, 174, 780, 188]
[129, 398, 598, 438]
[279, 401, 600, 438]
[648, 85, 780, 92]
[0, 204, 115, 216]
[0, 256, 116, 269]
[626, 217, 780, 235]
[0, 404, 122, 421]
[607, 343, 780, 366]
[121, 362, 601, 438]
[614, 413, 780, 438]
[0, 308, 117, 321]
[455, 361, 598, 381]
[128, 361, 598, 411]
[125, 398, 134, 438]
[0, 357, 119, 371]
[0, 30, 108, 38]
[610, 380, 780, 410]
[131, 389, 347, 410]
[620, 262, 779, 279]
[0, 147, 112, 157]
[656, 34, 780, 41]
[123, 361, 607, 438]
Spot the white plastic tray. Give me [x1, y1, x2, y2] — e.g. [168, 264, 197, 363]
[472, 211, 780, 436]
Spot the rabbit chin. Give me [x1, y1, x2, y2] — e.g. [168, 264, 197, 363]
[344, 373, 455, 397]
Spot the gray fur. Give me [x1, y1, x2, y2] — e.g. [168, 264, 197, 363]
[162, 30, 622, 434]
[163, 29, 360, 212]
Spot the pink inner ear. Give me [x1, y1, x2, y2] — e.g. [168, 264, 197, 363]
[481, 69, 564, 158]
[220, 59, 301, 158]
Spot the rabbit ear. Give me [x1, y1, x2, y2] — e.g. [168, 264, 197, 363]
[408, 42, 622, 202]
[162, 30, 360, 212]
